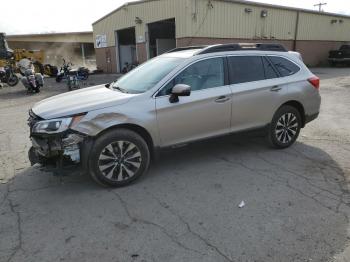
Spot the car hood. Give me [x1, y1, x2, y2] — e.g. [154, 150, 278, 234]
[32, 85, 134, 119]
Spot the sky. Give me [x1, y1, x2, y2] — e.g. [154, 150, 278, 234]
[0, 0, 349, 35]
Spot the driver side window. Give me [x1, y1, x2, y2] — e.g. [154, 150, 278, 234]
[158, 57, 224, 96]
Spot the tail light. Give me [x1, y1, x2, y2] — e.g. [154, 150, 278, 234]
[308, 76, 320, 90]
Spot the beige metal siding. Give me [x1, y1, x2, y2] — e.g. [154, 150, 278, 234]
[297, 12, 350, 41]
[93, 0, 350, 47]
[186, 0, 297, 40]
[93, 0, 188, 47]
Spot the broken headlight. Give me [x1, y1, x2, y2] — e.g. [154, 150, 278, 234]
[32, 115, 85, 134]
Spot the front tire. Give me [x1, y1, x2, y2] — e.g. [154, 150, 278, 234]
[7, 74, 19, 86]
[80, 72, 89, 80]
[267, 105, 302, 149]
[89, 129, 150, 187]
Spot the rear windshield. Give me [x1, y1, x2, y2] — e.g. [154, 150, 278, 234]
[340, 45, 350, 51]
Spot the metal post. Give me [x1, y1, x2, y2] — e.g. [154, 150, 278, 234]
[314, 2, 327, 12]
[81, 43, 86, 66]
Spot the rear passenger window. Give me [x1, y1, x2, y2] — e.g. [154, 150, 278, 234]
[263, 57, 279, 79]
[228, 56, 265, 84]
[268, 56, 300, 77]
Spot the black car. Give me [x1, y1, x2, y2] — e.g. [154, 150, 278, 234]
[328, 45, 350, 66]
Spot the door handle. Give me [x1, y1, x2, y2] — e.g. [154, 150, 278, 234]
[215, 96, 231, 103]
[270, 86, 282, 92]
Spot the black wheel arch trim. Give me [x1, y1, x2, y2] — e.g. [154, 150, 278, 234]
[81, 124, 158, 172]
[305, 112, 319, 125]
[277, 100, 306, 127]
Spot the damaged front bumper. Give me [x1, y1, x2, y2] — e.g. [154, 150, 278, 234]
[27, 110, 88, 167]
[29, 131, 86, 166]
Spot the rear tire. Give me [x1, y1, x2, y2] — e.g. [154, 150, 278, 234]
[88, 129, 150, 187]
[267, 105, 302, 149]
[56, 75, 63, 83]
[67, 80, 72, 91]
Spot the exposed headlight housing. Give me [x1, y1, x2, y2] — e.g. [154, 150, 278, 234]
[32, 115, 85, 134]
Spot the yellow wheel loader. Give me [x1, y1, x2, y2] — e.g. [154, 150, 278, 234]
[0, 33, 58, 77]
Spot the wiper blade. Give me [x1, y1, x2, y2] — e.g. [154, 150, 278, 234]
[113, 86, 128, 93]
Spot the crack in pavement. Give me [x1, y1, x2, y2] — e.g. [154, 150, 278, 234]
[6, 197, 24, 262]
[0, 174, 88, 262]
[147, 191, 235, 262]
[255, 153, 346, 200]
[287, 147, 350, 208]
[215, 152, 350, 222]
[110, 190, 206, 257]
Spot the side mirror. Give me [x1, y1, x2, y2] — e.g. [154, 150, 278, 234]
[169, 84, 191, 103]
[105, 83, 110, 88]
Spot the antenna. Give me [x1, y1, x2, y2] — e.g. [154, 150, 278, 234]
[314, 2, 327, 12]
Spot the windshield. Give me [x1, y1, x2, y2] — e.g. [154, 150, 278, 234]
[112, 57, 184, 94]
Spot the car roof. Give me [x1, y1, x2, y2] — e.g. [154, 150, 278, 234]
[161, 49, 201, 58]
[160, 43, 303, 64]
[162, 43, 287, 57]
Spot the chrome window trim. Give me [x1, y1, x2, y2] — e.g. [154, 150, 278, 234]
[225, 54, 301, 85]
[153, 55, 227, 99]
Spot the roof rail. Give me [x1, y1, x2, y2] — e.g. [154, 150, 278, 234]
[167, 46, 207, 53]
[196, 43, 288, 55]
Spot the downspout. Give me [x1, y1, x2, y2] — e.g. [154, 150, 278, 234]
[81, 43, 86, 67]
[293, 11, 300, 51]
[192, 0, 198, 21]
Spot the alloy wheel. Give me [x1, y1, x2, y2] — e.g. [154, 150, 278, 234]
[98, 141, 142, 181]
[275, 113, 299, 144]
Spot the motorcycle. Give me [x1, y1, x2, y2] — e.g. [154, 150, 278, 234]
[56, 59, 89, 83]
[0, 64, 19, 86]
[21, 68, 44, 93]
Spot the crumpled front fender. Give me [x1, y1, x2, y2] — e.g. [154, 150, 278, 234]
[72, 112, 128, 136]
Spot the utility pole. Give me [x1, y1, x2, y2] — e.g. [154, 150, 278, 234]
[314, 2, 327, 12]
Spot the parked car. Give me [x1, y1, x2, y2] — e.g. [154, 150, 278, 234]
[328, 45, 350, 66]
[28, 43, 321, 187]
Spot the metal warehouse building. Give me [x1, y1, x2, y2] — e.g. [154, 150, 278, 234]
[93, 0, 350, 73]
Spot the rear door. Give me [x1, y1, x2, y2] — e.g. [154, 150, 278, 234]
[155, 57, 232, 147]
[228, 55, 289, 131]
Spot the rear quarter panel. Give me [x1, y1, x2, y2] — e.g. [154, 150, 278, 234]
[269, 55, 321, 122]
[285, 73, 321, 118]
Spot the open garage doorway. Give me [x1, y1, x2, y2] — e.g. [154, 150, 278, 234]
[116, 27, 136, 73]
[148, 18, 176, 58]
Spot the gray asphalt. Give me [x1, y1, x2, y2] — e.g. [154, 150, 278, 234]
[0, 69, 350, 262]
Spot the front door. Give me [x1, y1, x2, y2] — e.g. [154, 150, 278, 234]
[155, 57, 232, 147]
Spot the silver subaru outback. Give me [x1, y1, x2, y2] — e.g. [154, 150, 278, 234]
[28, 43, 321, 187]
